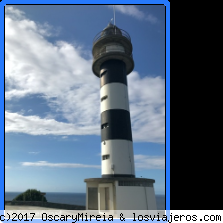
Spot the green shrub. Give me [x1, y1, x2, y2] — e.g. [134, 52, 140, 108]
[13, 189, 47, 202]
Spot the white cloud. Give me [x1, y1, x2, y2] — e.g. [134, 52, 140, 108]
[5, 166, 11, 169]
[37, 22, 61, 37]
[134, 155, 165, 169]
[5, 111, 98, 136]
[146, 14, 159, 24]
[18, 109, 25, 115]
[28, 152, 40, 155]
[108, 5, 158, 24]
[5, 6, 25, 20]
[128, 72, 165, 143]
[5, 6, 165, 143]
[21, 161, 100, 169]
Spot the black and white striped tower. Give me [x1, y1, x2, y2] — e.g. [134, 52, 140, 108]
[84, 22, 156, 210]
[92, 23, 135, 178]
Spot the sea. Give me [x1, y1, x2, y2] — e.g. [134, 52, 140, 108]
[5, 192, 165, 210]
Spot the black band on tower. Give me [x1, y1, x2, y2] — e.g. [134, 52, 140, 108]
[101, 109, 132, 142]
[102, 174, 135, 178]
[100, 60, 127, 88]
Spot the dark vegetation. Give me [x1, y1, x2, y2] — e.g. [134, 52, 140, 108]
[13, 189, 47, 202]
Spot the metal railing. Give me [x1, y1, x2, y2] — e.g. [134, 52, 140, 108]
[93, 43, 132, 57]
[93, 28, 131, 44]
[93, 50, 133, 62]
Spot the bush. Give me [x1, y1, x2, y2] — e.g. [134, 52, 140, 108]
[13, 189, 47, 202]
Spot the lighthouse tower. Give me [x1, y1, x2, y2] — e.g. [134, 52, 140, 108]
[93, 23, 135, 178]
[84, 23, 157, 211]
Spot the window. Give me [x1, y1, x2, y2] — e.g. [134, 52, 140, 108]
[118, 181, 152, 187]
[101, 123, 109, 129]
[106, 44, 125, 53]
[102, 154, 110, 160]
[101, 95, 108, 102]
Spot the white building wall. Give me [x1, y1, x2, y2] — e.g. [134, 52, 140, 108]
[145, 187, 157, 210]
[85, 180, 156, 210]
[100, 83, 130, 113]
[115, 186, 157, 210]
[101, 140, 135, 176]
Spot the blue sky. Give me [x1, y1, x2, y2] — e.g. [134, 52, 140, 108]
[5, 5, 167, 195]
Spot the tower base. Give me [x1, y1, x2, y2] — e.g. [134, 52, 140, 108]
[84, 178, 157, 210]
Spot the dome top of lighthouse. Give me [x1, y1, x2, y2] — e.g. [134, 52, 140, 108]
[101, 22, 122, 36]
[103, 22, 114, 30]
[103, 22, 120, 30]
[93, 23, 131, 44]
